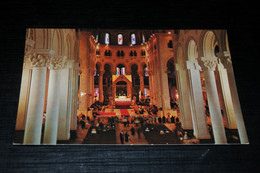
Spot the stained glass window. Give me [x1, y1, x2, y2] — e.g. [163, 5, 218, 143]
[121, 67, 125, 75]
[144, 67, 149, 76]
[95, 34, 99, 43]
[142, 34, 145, 43]
[105, 33, 109, 45]
[116, 67, 120, 75]
[118, 34, 123, 45]
[131, 33, 136, 45]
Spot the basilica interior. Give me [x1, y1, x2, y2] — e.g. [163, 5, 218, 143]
[13, 29, 249, 145]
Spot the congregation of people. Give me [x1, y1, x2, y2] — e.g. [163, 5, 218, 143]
[76, 97, 183, 144]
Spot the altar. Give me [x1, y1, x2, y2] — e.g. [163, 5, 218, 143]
[115, 96, 131, 102]
[114, 96, 131, 108]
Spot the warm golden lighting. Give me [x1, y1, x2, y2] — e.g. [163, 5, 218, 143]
[176, 93, 179, 100]
[80, 92, 86, 97]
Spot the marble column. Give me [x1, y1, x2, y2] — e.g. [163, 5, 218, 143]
[200, 57, 227, 144]
[217, 59, 237, 129]
[23, 53, 48, 144]
[99, 70, 104, 102]
[43, 56, 66, 144]
[16, 60, 32, 130]
[57, 59, 74, 141]
[222, 52, 249, 144]
[175, 63, 193, 130]
[186, 60, 211, 139]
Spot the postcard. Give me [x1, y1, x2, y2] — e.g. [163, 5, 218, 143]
[13, 29, 249, 145]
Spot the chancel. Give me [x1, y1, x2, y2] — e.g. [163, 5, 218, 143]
[14, 29, 249, 145]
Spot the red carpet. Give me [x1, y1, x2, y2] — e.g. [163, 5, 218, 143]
[115, 100, 131, 106]
[120, 109, 130, 116]
[96, 111, 116, 117]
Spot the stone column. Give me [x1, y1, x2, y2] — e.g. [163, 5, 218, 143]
[175, 63, 193, 130]
[89, 67, 95, 105]
[23, 53, 48, 144]
[43, 56, 66, 144]
[160, 69, 171, 110]
[70, 62, 80, 131]
[16, 39, 34, 130]
[16, 60, 32, 130]
[221, 52, 249, 144]
[148, 70, 153, 103]
[186, 60, 211, 139]
[99, 70, 104, 102]
[57, 59, 74, 141]
[138, 70, 145, 96]
[151, 73, 157, 105]
[154, 68, 163, 108]
[217, 59, 237, 129]
[200, 57, 227, 144]
[79, 69, 88, 112]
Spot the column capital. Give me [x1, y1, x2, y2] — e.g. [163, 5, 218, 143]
[186, 60, 202, 71]
[200, 57, 218, 71]
[217, 51, 233, 70]
[47, 56, 67, 70]
[28, 52, 49, 67]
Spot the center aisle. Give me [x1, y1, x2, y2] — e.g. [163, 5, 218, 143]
[120, 109, 130, 116]
[115, 123, 148, 145]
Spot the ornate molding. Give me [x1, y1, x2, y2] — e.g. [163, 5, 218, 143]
[217, 58, 225, 71]
[24, 39, 35, 57]
[47, 56, 67, 70]
[200, 57, 218, 71]
[186, 60, 202, 71]
[28, 52, 49, 67]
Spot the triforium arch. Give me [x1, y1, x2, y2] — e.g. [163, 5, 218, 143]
[187, 39, 199, 62]
[199, 30, 221, 59]
[127, 62, 139, 74]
